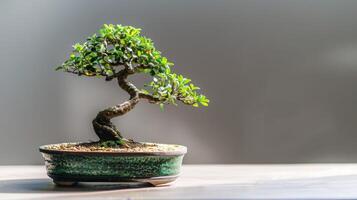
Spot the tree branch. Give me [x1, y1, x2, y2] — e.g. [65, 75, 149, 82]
[176, 96, 195, 105]
[139, 93, 161, 103]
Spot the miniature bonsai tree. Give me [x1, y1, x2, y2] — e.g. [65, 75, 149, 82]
[56, 24, 209, 147]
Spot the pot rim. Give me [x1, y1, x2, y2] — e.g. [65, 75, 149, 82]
[39, 142, 187, 156]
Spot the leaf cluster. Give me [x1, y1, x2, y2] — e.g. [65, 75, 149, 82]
[57, 24, 209, 108]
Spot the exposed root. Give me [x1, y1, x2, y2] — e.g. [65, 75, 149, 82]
[92, 114, 123, 141]
[99, 138, 143, 148]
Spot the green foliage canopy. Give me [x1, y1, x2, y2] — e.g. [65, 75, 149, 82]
[57, 24, 209, 108]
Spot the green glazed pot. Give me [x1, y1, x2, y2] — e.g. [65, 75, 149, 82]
[39, 143, 187, 186]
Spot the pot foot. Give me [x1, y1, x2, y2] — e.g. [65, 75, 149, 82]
[134, 175, 178, 186]
[53, 180, 78, 186]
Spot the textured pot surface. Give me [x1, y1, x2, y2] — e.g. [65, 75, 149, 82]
[39, 143, 187, 185]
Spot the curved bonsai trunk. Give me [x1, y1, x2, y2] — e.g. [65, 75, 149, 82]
[92, 68, 139, 141]
[92, 97, 139, 141]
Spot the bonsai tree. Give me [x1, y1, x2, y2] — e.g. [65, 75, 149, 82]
[56, 24, 209, 147]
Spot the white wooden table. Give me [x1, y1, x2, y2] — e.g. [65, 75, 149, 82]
[1, 164, 357, 199]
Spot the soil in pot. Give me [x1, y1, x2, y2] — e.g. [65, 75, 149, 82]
[45, 141, 185, 153]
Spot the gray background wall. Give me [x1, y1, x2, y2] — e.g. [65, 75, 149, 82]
[1, 0, 357, 164]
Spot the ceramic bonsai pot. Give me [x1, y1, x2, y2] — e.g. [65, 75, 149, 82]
[39, 143, 187, 186]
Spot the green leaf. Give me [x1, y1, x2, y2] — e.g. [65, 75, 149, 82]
[73, 43, 83, 51]
[200, 102, 208, 106]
